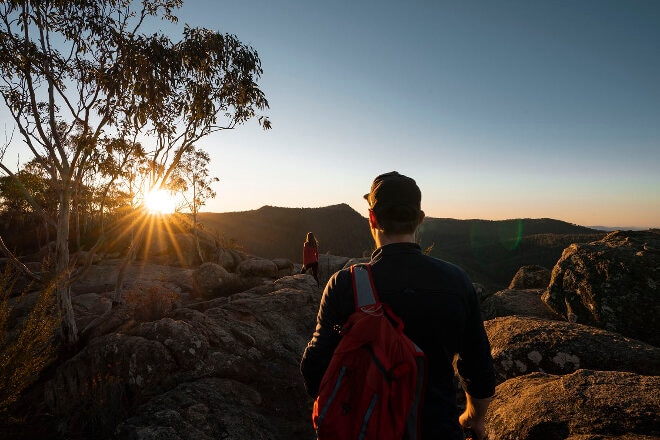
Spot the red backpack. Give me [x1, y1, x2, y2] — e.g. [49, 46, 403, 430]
[312, 264, 427, 440]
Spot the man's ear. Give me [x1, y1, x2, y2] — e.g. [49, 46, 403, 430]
[418, 210, 425, 225]
[368, 209, 379, 229]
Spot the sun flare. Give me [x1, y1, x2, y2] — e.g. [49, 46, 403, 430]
[144, 189, 176, 214]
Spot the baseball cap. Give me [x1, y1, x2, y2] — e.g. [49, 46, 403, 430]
[363, 171, 421, 213]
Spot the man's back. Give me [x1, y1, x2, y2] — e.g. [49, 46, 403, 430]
[301, 171, 494, 439]
[301, 242, 495, 439]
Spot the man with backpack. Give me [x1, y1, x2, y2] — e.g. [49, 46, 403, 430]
[300, 171, 495, 439]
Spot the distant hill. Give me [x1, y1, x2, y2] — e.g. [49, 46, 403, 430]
[417, 218, 605, 291]
[197, 204, 374, 262]
[588, 225, 650, 232]
[198, 206, 606, 291]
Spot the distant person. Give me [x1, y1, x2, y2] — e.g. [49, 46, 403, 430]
[301, 232, 320, 287]
[300, 172, 496, 439]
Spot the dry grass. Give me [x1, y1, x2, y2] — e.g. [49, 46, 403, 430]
[0, 264, 59, 416]
[124, 284, 180, 322]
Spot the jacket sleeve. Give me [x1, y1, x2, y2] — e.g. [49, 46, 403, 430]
[454, 277, 496, 399]
[300, 269, 353, 397]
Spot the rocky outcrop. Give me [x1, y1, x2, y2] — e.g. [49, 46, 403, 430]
[481, 288, 562, 320]
[542, 230, 659, 346]
[485, 370, 660, 439]
[486, 316, 660, 383]
[508, 265, 551, 289]
[7, 229, 659, 440]
[115, 378, 278, 440]
[72, 260, 194, 295]
[73, 292, 113, 331]
[40, 276, 321, 439]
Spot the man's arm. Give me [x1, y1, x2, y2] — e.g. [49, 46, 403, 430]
[300, 270, 352, 396]
[455, 276, 496, 439]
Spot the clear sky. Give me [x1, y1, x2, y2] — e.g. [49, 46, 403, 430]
[4, 1, 660, 228]
[173, 0, 660, 229]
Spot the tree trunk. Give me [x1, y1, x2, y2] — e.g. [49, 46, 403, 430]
[192, 181, 204, 264]
[74, 187, 81, 252]
[194, 227, 204, 265]
[55, 189, 78, 345]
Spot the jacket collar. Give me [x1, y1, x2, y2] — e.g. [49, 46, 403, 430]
[371, 242, 422, 262]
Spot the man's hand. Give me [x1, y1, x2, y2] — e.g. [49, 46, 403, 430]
[459, 393, 492, 440]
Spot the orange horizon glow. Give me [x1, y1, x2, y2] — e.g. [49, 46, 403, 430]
[143, 189, 177, 215]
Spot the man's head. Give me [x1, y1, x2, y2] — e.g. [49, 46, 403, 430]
[364, 171, 423, 235]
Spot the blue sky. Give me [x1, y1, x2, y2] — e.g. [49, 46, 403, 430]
[3, 1, 659, 228]
[172, 0, 659, 228]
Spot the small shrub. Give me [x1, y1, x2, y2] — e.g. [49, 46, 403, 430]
[124, 285, 179, 322]
[0, 264, 59, 415]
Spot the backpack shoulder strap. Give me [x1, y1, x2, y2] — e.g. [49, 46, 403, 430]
[350, 263, 380, 311]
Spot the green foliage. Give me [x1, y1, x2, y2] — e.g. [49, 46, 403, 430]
[169, 146, 219, 220]
[0, 0, 271, 344]
[0, 265, 59, 416]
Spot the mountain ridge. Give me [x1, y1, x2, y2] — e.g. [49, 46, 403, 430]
[197, 204, 607, 291]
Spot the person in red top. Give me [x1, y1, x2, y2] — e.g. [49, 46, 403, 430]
[301, 232, 320, 286]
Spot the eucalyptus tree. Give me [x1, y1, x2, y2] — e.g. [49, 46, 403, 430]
[170, 146, 219, 262]
[171, 146, 218, 228]
[0, 0, 270, 344]
[95, 137, 148, 232]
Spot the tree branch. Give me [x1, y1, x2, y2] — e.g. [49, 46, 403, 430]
[0, 233, 41, 281]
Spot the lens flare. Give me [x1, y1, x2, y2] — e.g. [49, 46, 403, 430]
[144, 189, 176, 214]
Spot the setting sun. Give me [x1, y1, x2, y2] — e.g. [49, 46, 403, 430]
[144, 189, 177, 214]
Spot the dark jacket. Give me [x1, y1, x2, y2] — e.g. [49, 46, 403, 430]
[300, 242, 495, 439]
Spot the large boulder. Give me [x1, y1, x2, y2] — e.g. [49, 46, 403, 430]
[508, 265, 551, 289]
[216, 248, 245, 272]
[485, 370, 660, 439]
[236, 258, 278, 278]
[481, 289, 563, 320]
[191, 262, 233, 299]
[542, 230, 659, 346]
[272, 258, 294, 278]
[342, 257, 371, 269]
[486, 316, 660, 383]
[168, 233, 200, 267]
[319, 254, 351, 279]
